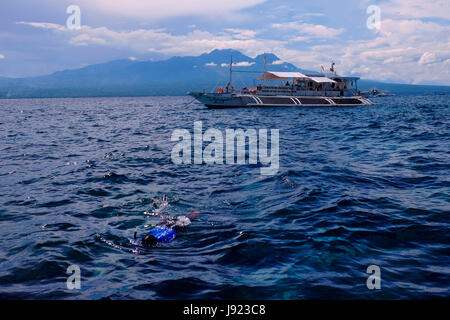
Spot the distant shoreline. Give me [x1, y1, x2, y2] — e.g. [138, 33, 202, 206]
[1, 49, 448, 99]
[1, 82, 449, 100]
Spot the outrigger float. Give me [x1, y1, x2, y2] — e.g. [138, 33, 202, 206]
[189, 59, 374, 108]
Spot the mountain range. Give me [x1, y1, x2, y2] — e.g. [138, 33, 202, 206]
[0, 49, 448, 98]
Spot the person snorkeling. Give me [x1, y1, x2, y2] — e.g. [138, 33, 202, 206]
[132, 211, 201, 247]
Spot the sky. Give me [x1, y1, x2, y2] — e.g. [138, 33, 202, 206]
[0, 0, 449, 84]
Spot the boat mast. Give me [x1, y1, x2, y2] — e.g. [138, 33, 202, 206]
[263, 53, 267, 87]
[229, 55, 233, 90]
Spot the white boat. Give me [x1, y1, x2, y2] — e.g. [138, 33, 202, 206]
[189, 60, 375, 108]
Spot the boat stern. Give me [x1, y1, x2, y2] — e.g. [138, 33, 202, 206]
[187, 91, 203, 99]
[187, 92, 243, 108]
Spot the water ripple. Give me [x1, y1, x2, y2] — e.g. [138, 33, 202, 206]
[0, 95, 448, 299]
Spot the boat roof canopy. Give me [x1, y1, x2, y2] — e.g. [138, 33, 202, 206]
[258, 71, 359, 83]
[309, 77, 336, 83]
[258, 71, 339, 83]
[257, 71, 308, 80]
[306, 73, 360, 81]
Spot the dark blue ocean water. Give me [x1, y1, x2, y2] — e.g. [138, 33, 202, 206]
[0, 95, 449, 299]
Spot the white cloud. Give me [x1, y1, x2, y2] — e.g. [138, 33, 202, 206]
[128, 56, 137, 61]
[19, 22, 285, 58]
[221, 61, 256, 67]
[73, 0, 266, 19]
[290, 36, 311, 42]
[298, 13, 326, 18]
[272, 22, 345, 39]
[277, 18, 450, 84]
[17, 21, 66, 31]
[205, 62, 217, 66]
[233, 61, 255, 67]
[418, 52, 435, 65]
[0, 54, 4, 59]
[380, 0, 450, 20]
[224, 28, 258, 40]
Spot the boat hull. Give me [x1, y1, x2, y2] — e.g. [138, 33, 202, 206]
[189, 92, 374, 108]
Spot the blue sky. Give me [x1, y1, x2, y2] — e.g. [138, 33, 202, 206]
[0, 0, 449, 84]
